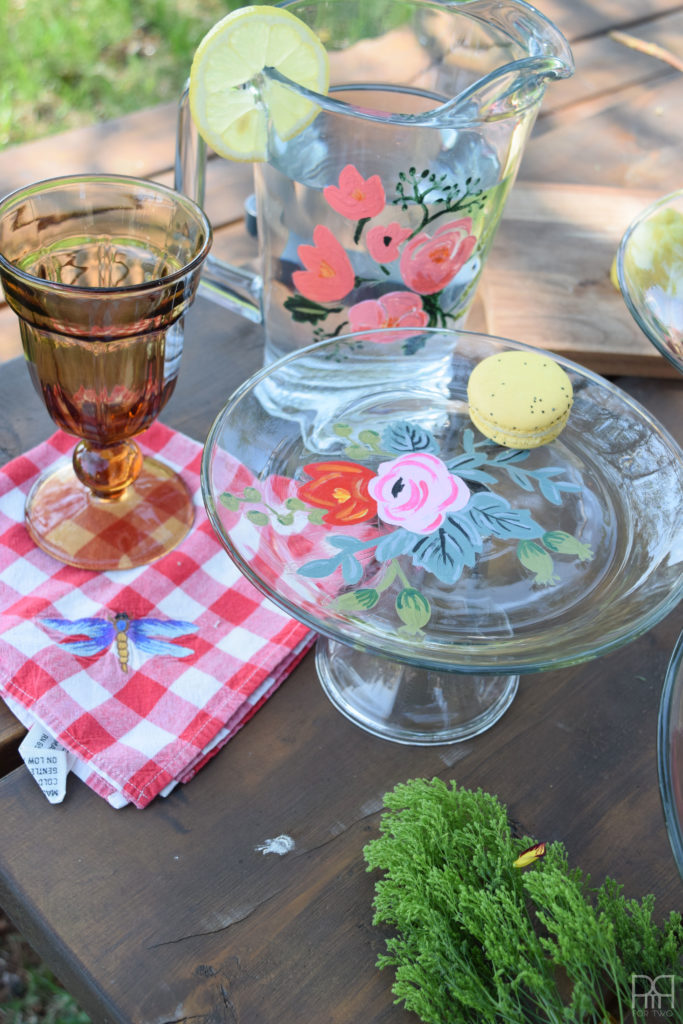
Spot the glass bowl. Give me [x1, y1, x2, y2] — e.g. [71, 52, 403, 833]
[659, 631, 683, 879]
[616, 189, 683, 375]
[201, 328, 683, 744]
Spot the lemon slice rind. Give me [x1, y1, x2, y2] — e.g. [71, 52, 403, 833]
[189, 5, 329, 162]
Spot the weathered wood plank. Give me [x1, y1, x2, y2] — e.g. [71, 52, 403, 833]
[522, 73, 683, 191]
[0, 102, 179, 194]
[532, 0, 683, 42]
[537, 8, 683, 117]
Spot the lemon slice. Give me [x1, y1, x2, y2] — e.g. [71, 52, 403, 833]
[189, 5, 329, 162]
[613, 205, 683, 293]
[625, 206, 683, 292]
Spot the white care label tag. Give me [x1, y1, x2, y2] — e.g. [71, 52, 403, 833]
[18, 724, 69, 804]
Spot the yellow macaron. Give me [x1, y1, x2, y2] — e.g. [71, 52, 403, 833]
[467, 350, 573, 449]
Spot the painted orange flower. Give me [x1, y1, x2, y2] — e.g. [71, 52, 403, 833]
[400, 218, 477, 295]
[293, 225, 355, 303]
[298, 461, 378, 525]
[324, 163, 385, 220]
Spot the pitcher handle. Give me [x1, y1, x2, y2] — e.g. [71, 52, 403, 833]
[174, 82, 263, 324]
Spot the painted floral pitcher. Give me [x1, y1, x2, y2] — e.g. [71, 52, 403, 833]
[176, 0, 573, 387]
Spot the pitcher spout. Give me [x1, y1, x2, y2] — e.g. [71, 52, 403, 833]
[424, 0, 574, 125]
[431, 53, 574, 127]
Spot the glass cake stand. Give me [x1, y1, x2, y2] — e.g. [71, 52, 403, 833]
[616, 188, 683, 375]
[201, 329, 683, 745]
[659, 631, 683, 880]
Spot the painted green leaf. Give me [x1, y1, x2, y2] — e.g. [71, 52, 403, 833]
[219, 492, 240, 511]
[335, 588, 380, 612]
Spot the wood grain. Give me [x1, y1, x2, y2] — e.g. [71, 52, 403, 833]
[0, 1, 682, 1019]
[479, 181, 680, 376]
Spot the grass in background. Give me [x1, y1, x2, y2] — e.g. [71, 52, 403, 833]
[0, 0, 279, 148]
[1, 912, 89, 1024]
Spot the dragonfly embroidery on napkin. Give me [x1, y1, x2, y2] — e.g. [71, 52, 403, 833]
[41, 613, 198, 673]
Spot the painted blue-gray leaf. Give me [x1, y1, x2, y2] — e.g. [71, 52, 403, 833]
[533, 467, 580, 505]
[409, 528, 471, 583]
[439, 512, 484, 567]
[461, 468, 498, 485]
[374, 528, 418, 561]
[446, 458, 497, 486]
[298, 556, 341, 579]
[461, 428, 476, 454]
[538, 475, 561, 504]
[464, 491, 544, 540]
[328, 534, 373, 553]
[381, 420, 439, 454]
[505, 465, 535, 492]
[340, 552, 364, 585]
[447, 447, 493, 479]
[490, 447, 529, 465]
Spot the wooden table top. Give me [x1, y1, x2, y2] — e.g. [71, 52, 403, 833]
[0, 1, 682, 1021]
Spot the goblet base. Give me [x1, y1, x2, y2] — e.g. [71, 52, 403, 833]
[25, 455, 194, 571]
[315, 636, 518, 745]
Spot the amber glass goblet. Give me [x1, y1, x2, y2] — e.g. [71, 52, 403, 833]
[0, 174, 211, 570]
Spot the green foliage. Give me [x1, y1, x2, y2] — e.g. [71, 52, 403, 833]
[0, 0, 278, 147]
[363, 777, 683, 1024]
[2, 960, 91, 1024]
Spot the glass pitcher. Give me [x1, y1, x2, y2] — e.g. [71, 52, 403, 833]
[176, 0, 573, 394]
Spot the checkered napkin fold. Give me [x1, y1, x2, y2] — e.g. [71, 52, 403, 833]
[0, 423, 313, 808]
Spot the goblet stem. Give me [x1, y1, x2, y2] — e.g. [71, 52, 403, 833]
[73, 439, 143, 500]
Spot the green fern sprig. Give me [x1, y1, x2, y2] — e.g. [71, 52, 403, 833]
[364, 778, 683, 1024]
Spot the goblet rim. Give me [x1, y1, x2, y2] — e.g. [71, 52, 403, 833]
[0, 171, 213, 296]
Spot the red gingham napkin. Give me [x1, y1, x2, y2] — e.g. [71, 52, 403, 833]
[0, 423, 313, 809]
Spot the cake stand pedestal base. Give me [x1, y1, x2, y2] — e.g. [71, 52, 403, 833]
[315, 637, 518, 745]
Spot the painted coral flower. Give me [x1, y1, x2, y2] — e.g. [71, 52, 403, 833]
[298, 461, 378, 526]
[368, 452, 470, 534]
[348, 291, 429, 336]
[400, 218, 477, 295]
[323, 163, 385, 220]
[293, 225, 355, 303]
[366, 221, 413, 263]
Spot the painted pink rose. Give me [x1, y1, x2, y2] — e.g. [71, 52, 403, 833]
[293, 225, 355, 303]
[367, 452, 470, 535]
[348, 291, 429, 336]
[400, 218, 477, 295]
[324, 164, 385, 220]
[366, 222, 413, 263]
